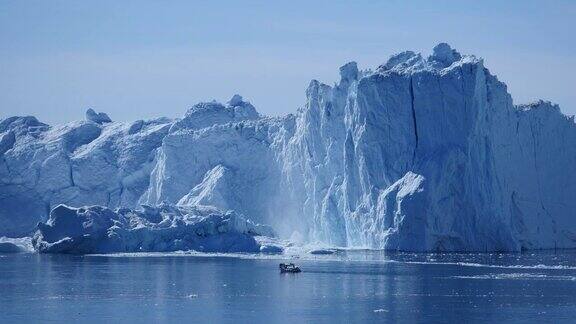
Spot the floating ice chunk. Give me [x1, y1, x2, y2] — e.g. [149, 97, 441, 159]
[259, 244, 283, 254]
[0, 237, 33, 253]
[33, 204, 276, 254]
[308, 249, 337, 255]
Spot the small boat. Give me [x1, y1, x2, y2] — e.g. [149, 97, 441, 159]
[279, 263, 301, 273]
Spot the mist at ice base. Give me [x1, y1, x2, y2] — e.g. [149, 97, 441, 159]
[1, 43, 576, 254]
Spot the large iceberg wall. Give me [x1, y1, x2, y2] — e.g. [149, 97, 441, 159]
[1, 44, 575, 252]
[0, 115, 172, 236]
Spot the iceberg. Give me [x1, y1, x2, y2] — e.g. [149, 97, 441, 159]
[32, 204, 275, 254]
[0, 236, 33, 253]
[1, 43, 575, 252]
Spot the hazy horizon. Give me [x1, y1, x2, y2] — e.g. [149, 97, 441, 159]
[1, 0, 575, 124]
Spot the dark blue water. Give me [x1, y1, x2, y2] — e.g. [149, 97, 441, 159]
[1, 251, 576, 323]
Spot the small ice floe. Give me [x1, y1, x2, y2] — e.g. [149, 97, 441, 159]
[308, 248, 337, 255]
[259, 245, 283, 254]
[452, 273, 576, 281]
[0, 237, 33, 253]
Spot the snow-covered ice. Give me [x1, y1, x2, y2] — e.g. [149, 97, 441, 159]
[1, 43, 575, 253]
[32, 204, 275, 254]
[0, 237, 33, 253]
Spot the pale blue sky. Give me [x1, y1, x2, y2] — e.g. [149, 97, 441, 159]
[1, 0, 574, 124]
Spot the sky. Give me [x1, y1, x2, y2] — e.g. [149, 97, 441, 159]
[1, 0, 575, 124]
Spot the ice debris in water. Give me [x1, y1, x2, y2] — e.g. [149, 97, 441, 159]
[0, 237, 33, 253]
[32, 204, 276, 254]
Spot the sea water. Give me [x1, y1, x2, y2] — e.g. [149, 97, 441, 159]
[1, 251, 576, 323]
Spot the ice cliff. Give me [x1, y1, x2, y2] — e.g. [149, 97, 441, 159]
[1, 44, 575, 252]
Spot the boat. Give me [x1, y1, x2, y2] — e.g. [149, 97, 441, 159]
[279, 263, 301, 273]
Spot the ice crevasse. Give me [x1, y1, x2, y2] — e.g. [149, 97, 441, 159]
[1, 43, 575, 253]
